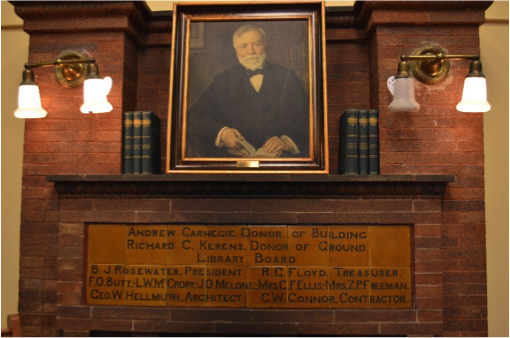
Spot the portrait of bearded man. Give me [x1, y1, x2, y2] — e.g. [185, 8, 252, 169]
[185, 24, 310, 159]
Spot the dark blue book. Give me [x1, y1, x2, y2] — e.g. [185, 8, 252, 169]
[358, 109, 369, 175]
[339, 109, 359, 175]
[132, 111, 143, 174]
[141, 111, 161, 175]
[122, 111, 134, 174]
[368, 109, 380, 175]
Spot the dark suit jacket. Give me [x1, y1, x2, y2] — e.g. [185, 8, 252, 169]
[187, 62, 309, 158]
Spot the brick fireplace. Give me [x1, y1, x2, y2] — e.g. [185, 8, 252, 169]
[14, 1, 491, 336]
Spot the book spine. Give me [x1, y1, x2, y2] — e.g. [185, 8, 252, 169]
[358, 109, 369, 175]
[141, 111, 161, 175]
[368, 109, 380, 175]
[122, 111, 134, 174]
[338, 109, 359, 175]
[151, 113, 161, 174]
[141, 111, 152, 175]
[132, 111, 143, 175]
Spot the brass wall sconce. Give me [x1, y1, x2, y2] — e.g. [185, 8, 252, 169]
[389, 45, 490, 113]
[14, 51, 113, 119]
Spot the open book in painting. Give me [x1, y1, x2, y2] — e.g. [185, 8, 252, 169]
[227, 138, 282, 158]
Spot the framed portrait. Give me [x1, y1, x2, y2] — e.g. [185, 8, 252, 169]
[166, 1, 328, 174]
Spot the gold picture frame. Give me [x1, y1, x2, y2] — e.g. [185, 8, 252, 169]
[166, 1, 328, 174]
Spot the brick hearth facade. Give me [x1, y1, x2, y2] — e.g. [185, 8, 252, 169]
[13, 1, 491, 336]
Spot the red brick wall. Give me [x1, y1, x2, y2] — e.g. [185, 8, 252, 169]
[53, 196, 443, 337]
[19, 28, 131, 336]
[136, 46, 171, 173]
[369, 22, 487, 335]
[24, 30, 126, 176]
[326, 41, 370, 173]
[13, 1, 490, 336]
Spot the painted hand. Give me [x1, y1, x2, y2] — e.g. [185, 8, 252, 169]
[262, 136, 291, 153]
[220, 128, 244, 149]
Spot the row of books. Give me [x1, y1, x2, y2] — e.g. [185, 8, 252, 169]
[122, 111, 161, 174]
[339, 109, 379, 175]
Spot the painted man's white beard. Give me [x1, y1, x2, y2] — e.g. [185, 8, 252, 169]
[238, 53, 266, 71]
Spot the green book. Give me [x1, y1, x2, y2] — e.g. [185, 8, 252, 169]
[122, 111, 134, 174]
[368, 109, 380, 175]
[358, 109, 369, 175]
[339, 109, 358, 175]
[132, 111, 143, 175]
[141, 111, 161, 175]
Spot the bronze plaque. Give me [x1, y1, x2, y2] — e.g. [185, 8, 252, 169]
[86, 225, 412, 308]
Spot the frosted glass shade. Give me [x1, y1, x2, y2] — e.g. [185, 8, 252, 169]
[14, 84, 48, 118]
[456, 77, 491, 113]
[80, 76, 113, 114]
[388, 77, 420, 113]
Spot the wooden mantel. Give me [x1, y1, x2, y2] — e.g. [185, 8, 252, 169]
[47, 175, 455, 199]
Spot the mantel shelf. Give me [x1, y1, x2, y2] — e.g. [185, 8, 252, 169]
[47, 175, 455, 199]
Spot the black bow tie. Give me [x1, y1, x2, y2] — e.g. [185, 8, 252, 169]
[246, 68, 264, 78]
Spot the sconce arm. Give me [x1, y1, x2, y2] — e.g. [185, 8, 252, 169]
[401, 54, 479, 62]
[398, 45, 482, 84]
[24, 57, 96, 70]
[22, 52, 97, 88]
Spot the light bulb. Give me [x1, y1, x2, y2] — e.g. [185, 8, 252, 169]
[14, 84, 48, 119]
[80, 76, 113, 114]
[456, 77, 491, 113]
[388, 77, 420, 113]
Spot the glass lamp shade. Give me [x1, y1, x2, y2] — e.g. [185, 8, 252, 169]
[14, 84, 48, 118]
[456, 77, 491, 113]
[80, 76, 113, 114]
[388, 77, 420, 113]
